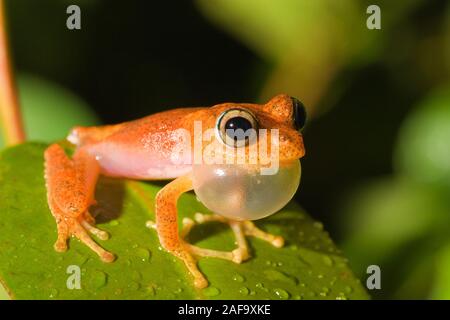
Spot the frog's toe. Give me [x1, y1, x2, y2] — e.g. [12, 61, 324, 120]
[54, 237, 68, 252]
[53, 214, 115, 262]
[181, 213, 284, 262]
[54, 222, 70, 252]
[178, 213, 251, 264]
[242, 220, 285, 248]
[81, 219, 110, 240]
[72, 219, 115, 262]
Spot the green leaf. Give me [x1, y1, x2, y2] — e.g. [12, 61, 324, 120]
[431, 244, 450, 299]
[0, 142, 369, 300]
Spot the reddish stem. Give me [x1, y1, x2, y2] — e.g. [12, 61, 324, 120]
[0, 0, 25, 145]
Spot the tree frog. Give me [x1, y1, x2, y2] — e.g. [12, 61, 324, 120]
[44, 94, 306, 288]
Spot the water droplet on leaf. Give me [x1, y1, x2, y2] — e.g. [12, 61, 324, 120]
[131, 271, 142, 282]
[49, 289, 58, 298]
[322, 255, 334, 266]
[256, 282, 269, 292]
[203, 287, 220, 297]
[135, 247, 151, 262]
[273, 288, 290, 300]
[264, 269, 297, 285]
[239, 287, 249, 296]
[174, 288, 183, 294]
[233, 273, 245, 282]
[109, 220, 120, 226]
[91, 271, 107, 288]
[128, 281, 140, 290]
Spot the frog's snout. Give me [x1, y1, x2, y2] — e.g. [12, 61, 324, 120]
[278, 129, 305, 161]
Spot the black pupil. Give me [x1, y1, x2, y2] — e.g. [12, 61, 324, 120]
[291, 97, 306, 130]
[225, 116, 253, 141]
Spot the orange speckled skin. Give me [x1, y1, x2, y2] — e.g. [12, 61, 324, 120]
[67, 94, 305, 179]
[44, 94, 305, 288]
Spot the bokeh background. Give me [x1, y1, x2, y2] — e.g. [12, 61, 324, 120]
[1, 0, 449, 299]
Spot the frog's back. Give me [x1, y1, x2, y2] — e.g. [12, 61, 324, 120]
[69, 107, 203, 180]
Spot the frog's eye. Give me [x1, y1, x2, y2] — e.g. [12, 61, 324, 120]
[216, 108, 258, 147]
[291, 97, 307, 131]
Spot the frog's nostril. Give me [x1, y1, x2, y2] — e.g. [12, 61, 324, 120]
[290, 97, 307, 131]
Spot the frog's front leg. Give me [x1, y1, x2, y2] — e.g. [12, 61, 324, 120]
[148, 174, 284, 288]
[150, 174, 207, 288]
[149, 174, 244, 288]
[44, 144, 114, 262]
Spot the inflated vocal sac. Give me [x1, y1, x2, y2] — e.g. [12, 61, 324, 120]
[192, 160, 301, 221]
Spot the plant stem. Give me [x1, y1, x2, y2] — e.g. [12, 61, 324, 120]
[0, 0, 24, 145]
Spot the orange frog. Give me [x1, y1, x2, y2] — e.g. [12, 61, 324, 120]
[44, 94, 306, 288]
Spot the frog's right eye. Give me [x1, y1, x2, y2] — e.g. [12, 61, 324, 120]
[216, 108, 258, 147]
[291, 97, 307, 131]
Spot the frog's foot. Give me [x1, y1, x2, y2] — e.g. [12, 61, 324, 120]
[54, 211, 114, 263]
[147, 217, 245, 266]
[146, 218, 237, 288]
[193, 212, 284, 249]
[146, 212, 284, 265]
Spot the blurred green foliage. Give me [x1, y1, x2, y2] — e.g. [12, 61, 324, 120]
[0, 74, 99, 148]
[195, 0, 425, 114]
[196, 0, 372, 112]
[432, 244, 450, 299]
[395, 87, 450, 190]
[341, 87, 450, 299]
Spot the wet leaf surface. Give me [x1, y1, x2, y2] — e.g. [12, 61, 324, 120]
[0, 143, 369, 299]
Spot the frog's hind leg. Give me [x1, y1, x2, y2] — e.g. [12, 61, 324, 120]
[44, 144, 114, 262]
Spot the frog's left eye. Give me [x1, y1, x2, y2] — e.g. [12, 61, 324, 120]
[216, 108, 258, 147]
